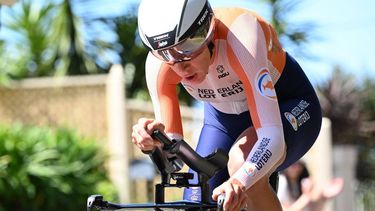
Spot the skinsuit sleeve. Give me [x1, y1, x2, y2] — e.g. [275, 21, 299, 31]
[145, 52, 184, 140]
[225, 12, 286, 189]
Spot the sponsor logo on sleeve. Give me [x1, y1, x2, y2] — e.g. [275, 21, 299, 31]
[284, 100, 311, 131]
[249, 138, 273, 171]
[284, 112, 298, 131]
[242, 162, 257, 177]
[255, 68, 277, 100]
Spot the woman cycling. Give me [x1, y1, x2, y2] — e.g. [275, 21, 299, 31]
[131, 0, 322, 210]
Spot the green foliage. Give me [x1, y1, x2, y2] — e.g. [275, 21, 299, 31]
[1, 1, 194, 104]
[317, 67, 363, 144]
[357, 77, 375, 181]
[0, 41, 9, 86]
[50, 0, 114, 75]
[357, 146, 375, 181]
[356, 181, 375, 210]
[0, 0, 115, 79]
[0, 123, 117, 211]
[1, 0, 57, 78]
[260, 0, 316, 57]
[317, 67, 375, 181]
[112, 13, 149, 100]
[362, 78, 375, 120]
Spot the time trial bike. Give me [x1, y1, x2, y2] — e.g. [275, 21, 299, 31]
[87, 130, 229, 211]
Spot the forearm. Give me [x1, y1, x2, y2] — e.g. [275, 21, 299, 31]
[232, 126, 286, 189]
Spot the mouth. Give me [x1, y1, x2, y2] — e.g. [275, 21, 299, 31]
[184, 73, 197, 81]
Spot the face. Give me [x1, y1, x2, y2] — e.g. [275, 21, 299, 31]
[168, 46, 212, 84]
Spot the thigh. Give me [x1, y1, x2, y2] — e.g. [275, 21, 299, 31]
[227, 127, 257, 176]
[183, 103, 253, 202]
[277, 95, 322, 171]
[273, 52, 323, 171]
[183, 124, 236, 202]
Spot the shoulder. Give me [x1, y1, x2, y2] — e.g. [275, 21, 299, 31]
[213, 7, 268, 27]
[145, 52, 162, 74]
[145, 53, 181, 86]
[213, 7, 271, 42]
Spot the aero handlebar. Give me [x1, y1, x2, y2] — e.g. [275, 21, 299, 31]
[86, 130, 229, 211]
[151, 130, 224, 178]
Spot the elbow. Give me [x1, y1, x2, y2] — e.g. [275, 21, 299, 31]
[272, 129, 287, 171]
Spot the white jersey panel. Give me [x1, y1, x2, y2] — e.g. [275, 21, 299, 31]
[145, 52, 163, 121]
[227, 13, 283, 127]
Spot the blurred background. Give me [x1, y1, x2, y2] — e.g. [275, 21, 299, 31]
[0, 0, 374, 210]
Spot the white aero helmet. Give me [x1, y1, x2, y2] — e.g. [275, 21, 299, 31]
[138, 0, 215, 64]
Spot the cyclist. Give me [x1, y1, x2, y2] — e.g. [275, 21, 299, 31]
[132, 0, 322, 210]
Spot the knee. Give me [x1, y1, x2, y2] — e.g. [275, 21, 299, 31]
[246, 175, 270, 196]
[227, 128, 257, 176]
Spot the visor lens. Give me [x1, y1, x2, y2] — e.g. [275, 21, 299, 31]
[152, 15, 214, 64]
[174, 36, 206, 53]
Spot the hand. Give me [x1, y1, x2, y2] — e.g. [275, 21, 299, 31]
[321, 177, 344, 199]
[131, 118, 165, 151]
[212, 178, 247, 211]
[301, 177, 344, 203]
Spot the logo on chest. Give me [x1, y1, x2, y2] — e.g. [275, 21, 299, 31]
[196, 81, 244, 99]
[216, 65, 229, 79]
[198, 88, 216, 99]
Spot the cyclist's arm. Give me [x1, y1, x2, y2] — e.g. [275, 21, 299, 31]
[145, 53, 184, 140]
[226, 13, 286, 189]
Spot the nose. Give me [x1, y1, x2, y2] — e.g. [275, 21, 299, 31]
[173, 61, 192, 72]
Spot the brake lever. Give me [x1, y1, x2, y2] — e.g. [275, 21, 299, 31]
[141, 130, 174, 154]
[151, 130, 175, 146]
[217, 193, 225, 211]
